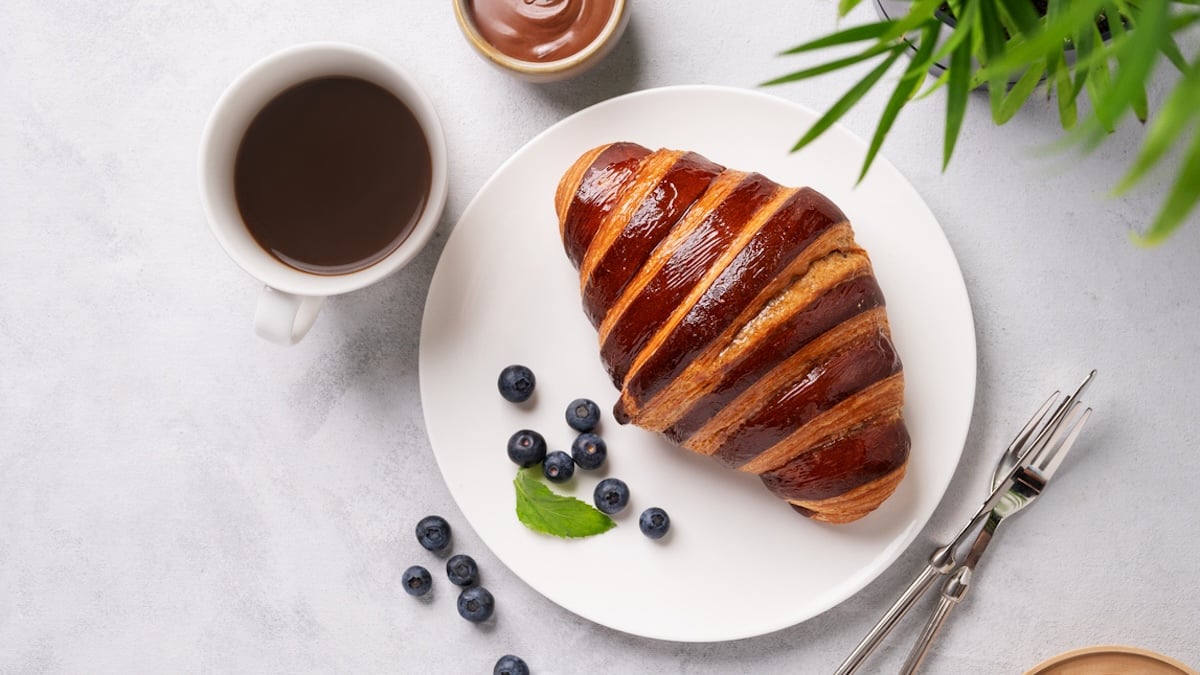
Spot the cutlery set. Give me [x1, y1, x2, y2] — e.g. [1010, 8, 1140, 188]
[836, 371, 1096, 674]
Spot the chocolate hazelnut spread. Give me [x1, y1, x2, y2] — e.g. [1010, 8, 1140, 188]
[469, 0, 618, 62]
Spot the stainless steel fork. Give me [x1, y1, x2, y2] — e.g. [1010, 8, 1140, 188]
[898, 399, 1093, 674]
[834, 371, 1094, 675]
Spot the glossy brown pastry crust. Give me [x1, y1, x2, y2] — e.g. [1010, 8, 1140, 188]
[555, 143, 910, 524]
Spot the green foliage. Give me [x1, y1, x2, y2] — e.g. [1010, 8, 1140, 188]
[764, 0, 1200, 244]
[513, 468, 615, 538]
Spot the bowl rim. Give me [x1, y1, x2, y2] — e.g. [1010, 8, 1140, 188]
[1024, 645, 1199, 675]
[452, 0, 628, 74]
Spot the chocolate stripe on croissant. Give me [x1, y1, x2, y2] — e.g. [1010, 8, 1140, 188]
[711, 326, 901, 469]
[581, 152, 724, 327]
[594, 169, 748, 384]
[686, 308, 888, 457]
[600, 173, 781, 386]
[560, 142, 650, 270]
[661, 273, 885, 445]
[578, 150, 687, 323]
[762, 417, 909, 502]
[740, 372, 904, 475]
[626, 230, 865, 430]
[619, 187, 850, 412]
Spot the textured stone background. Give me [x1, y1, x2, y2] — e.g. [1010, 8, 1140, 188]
[2, 2, 1198, 673]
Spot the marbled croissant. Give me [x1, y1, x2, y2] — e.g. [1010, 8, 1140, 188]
[555, 143, 910, 524]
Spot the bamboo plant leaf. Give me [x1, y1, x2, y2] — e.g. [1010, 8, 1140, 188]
[996, 61, 1047, 124]
[930, 0, 979, 63]
[1160, 32, 1188, 72]
[777, 20, 897, 56]
[1169, 11, 1200, 32]
[995, 5, 1023, 38]
[944, 34, 973, 169]
[880, 0, 944, 41]
[976, 0, 1010, 123]
[1054, 51, 1079, 128]
[1100, 0, 1149, 123]
[976, 0, 1008, 60]
[1110, 0, 1136, 23]
[1084, 23, 1116, 134]
[791, 48, 906, 153]
[860, 21, 942, 182]
[1072, 15, 1095, 83]
[1116, 63, 1200, 194]
[839, 0, 866, 17]
[1135, 128, 1200, 246]
[983, 0, 1109, 75]
[998, 0, 1041, 36]
[1105, 1, 1130, 38]
[987, 74, 1007, 124]
[1044, 49, 1059, 102]
[1091, 0, 1167, 131]
[915, 67, 951, 101]
[1130, 82, 1150, 123]
[1064, 29, 1133, 76]
[763, 41, 900, 86]
[1042, 0, 1066, 102]
[1065, 20, 1112, 140]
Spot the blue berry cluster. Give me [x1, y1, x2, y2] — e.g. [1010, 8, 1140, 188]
[500, 365, 610, 481]
[404, 515, 525, 670]
[408, 515, 494, 621]
[499, 366, 671, 541]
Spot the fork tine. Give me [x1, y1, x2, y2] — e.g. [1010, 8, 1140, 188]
[1072, 369, 1098, 399]
[1032, 401, 1084, 469]
[1008, 392, 1060, 457]
[1040, 370, 1096, 438]
[1015, 370, 1096, 468]
[1041, 370, 1096, 437]
[1037, 406, 1092, 480]
[1012, 397, 1069, 470]
[994, 392, 1061, 488]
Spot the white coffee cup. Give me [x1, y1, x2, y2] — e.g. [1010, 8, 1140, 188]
[199, 43, 448, 345]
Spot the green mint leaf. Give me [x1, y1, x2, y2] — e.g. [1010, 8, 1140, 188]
[514, 468, 615, 539]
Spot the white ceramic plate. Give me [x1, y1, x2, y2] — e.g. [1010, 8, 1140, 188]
[419, 85, 975, 642]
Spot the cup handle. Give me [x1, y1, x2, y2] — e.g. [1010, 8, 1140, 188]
[255, 286, 326, 345]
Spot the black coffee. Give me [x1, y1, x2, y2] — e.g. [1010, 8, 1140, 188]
[234, 76, 433, 275]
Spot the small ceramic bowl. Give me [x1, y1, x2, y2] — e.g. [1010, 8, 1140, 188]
[453, 0, 630, 83]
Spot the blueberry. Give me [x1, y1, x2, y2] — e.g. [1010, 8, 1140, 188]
[593, 478, 630, 514]
[542, 450, 575, 483]
[401, 565, 432, 596]
[506, 429, 547, 468]
[639, 507, 670, 539]
[494, 654, 530, 675]
[446, 554, 479, 587]
[498, 365, 536, 403]
[565, 398, 600, 432]
[415, 515, 452, 552]
[571, 432, 607, 470]
[457, 586, 495, 623]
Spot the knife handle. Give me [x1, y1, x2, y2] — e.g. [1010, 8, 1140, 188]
[833, 559, 945, 675]
[899, 566, 973, 675]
